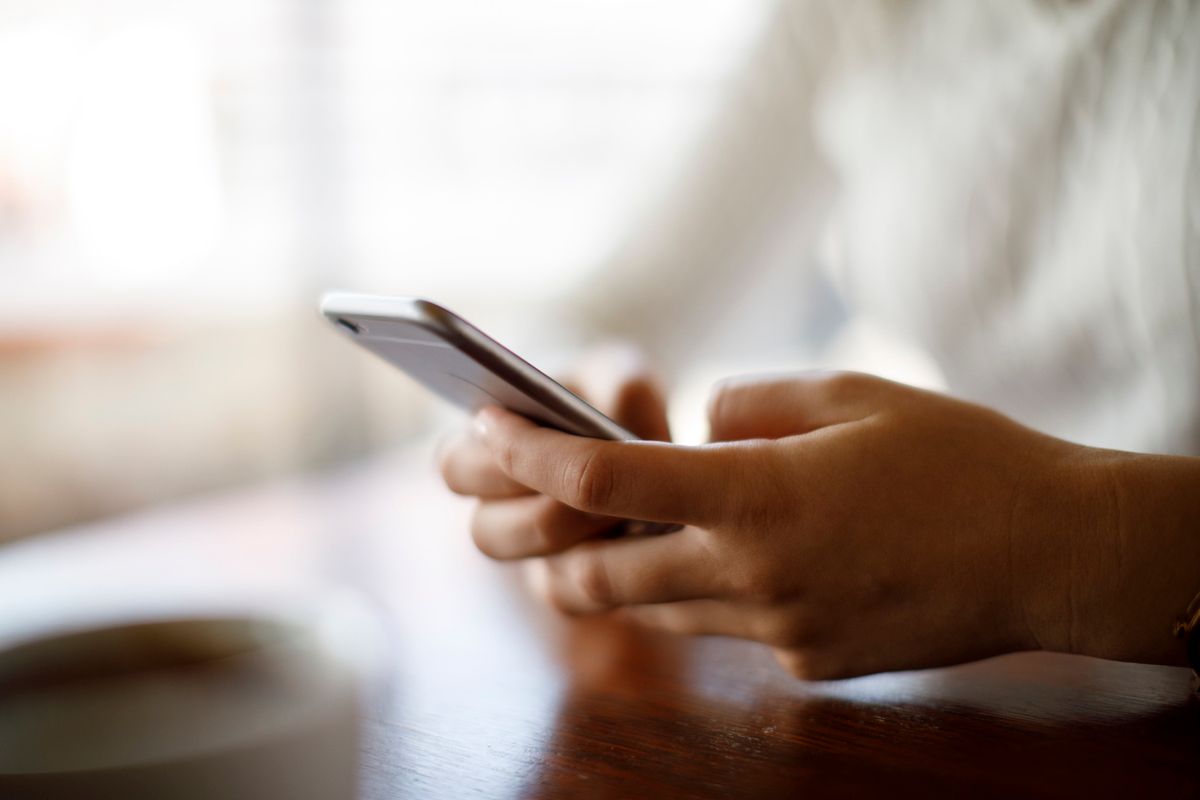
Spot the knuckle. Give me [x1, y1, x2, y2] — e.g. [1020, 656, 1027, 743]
[490, 431, 516, 476]
[570, 554, 615, 609]
[690, 446, 751, 532]
[468, 505, 503, 559]
[773, 648, 811, 679]
[720, 549, 786, 604]
[566, 448, 615, 512]
[774, 647, 849, 681]
[541, 583, 577, 615]
[774, 648, 829, 681]
[534, 559, 576, 614]
[709, 439, 785, 526]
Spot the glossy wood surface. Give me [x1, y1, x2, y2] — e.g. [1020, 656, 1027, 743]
[2, 447, 1196, 798]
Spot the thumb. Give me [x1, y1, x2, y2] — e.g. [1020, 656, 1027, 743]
[707, 371, 885, 442]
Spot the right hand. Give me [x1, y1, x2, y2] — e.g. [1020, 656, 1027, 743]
[437, 343, 670, 560]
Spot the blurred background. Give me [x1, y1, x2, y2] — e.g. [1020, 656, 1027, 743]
[2, 0, 948, 543]
[0, 0, 783, 540]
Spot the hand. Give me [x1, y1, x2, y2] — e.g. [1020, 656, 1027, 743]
[469, 371, 1097, 680]
[438, 343, 671, 559]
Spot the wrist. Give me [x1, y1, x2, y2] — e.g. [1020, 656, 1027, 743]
[1006, 438, 1099, 656]
[1017, 443, 1200, 666]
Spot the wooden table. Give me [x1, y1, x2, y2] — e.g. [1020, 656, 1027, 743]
[2, 446, 1197, 798]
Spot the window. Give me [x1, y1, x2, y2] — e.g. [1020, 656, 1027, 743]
[0, 0, 769, 539]
[0, 0, 769, 319]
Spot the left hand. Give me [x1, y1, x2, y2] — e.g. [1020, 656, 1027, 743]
[471, 371, 1089, 679]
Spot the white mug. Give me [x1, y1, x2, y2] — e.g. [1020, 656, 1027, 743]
[0, 615, 363, 799]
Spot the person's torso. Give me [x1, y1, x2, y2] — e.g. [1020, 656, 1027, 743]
[812, 0, 1200, 455]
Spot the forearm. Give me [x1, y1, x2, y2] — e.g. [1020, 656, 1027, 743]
[1021, 444, 1200, 667]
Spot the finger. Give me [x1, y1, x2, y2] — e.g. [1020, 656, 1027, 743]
[475, 406, 734, 525]
[707, 371, 887, 442]
[572, 343, 671, 441]
[538, 528, 721, 613]
[773, 648, 844, 682]
[470, 495, 618, 560]
[438, 430, 532, 498]
[625, 601, 821, 649]
[622, 600, 752, 639]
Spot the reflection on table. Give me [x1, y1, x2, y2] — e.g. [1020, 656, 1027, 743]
[1, 446, 1196, 798]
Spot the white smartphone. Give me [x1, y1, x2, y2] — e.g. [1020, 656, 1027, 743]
[320, 292, 636, 438]
[320, 292, 680, 533]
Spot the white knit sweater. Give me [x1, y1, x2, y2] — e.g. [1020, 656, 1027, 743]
[569, 0, 1200, 456]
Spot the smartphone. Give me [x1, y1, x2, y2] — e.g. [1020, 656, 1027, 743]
[319, 292, 680, 533]
[320, 292, 637, 438]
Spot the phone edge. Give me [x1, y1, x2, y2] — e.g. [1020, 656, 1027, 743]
[319, 292, 637, 441]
